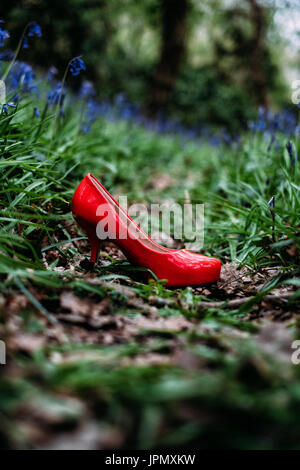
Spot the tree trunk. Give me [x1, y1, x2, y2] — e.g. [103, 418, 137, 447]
[147, 0, 189, 116]
[247, 0, 268, 106]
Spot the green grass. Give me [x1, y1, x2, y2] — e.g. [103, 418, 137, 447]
[0, 93, 300, 449]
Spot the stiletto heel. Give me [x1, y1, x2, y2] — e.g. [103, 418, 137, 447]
[74, 215, 100, 263]
[72, 173, 221, 287]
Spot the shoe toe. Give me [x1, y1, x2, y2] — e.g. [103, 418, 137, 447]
[205, 256, 222, 282]
[184, 251, 221, 284]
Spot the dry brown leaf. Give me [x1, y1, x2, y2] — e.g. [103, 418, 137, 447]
[39, 421, 124, 450]
[8, 333, 45, 353]
[60, 291, 91, 316]
[149, 173, 176, 191]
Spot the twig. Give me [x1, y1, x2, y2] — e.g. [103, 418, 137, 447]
[148, 293, 294, 310]
[196, 293, 293, 309]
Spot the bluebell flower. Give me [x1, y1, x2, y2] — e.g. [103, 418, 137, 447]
[69, 56, 86, 76]
[0, 50, 14, 61]
[48, 82, 66, 107]
[81, 97, 101, 132]
[46, 66, 58, 82]
[222, 131, 232, 145]
[249, 108, 297, 136]
[28, 22, 42, 38]
[81, 123, 90, 133]
[22, 22, 42, 49]
[249, 118, 266, 133]
[79, 80, 95, 99]
[2, 102, 16, 116]
[267, 134, 275, 152]
[274, 141, 280, 152]
[256, 107, 266, 131]
[257, 120, 266, 131]
[0, 27, 9, 47]
[9, 62, 37, 93]
[268, 196, 275, 208]
[115, 93, 126, 107]
[209, 136, 221, 147]
[97, 100, 114, 120]
[33, 106, 39, 118]
[286, 141, 293, 159]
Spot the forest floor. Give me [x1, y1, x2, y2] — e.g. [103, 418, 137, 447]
[0, 107, 300, 449]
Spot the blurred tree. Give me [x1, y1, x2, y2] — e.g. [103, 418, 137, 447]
[0, 0, 159, 95]
[212, 0, 281, 107]
[0, 0, 292, 130]
[172, 64, 254, 131]
[147, 0, 189, 115]
[247, 0, 268, 106]
[0, 0, 109, 82]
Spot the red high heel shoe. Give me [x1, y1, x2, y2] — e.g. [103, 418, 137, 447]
[72, 174, 221, 287]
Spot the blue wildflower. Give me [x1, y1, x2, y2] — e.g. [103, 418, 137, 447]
[209, 136, 221, 147]
[33, 106, 39, 118]
[274, 141, 280, 152]
[48, 82, 66, 107]
[9, 62, 37, 93]
[286, 141, 293, 159]
[69, 56, 86, 76]
[46, 66, 58, 82]
[115, 93, 126, 107]
[257, 120, 266, 131]
[28, 22, 42, 38]
[222, 131, 232, 145]
[22, 22, 42, 49]
[0, 50, 14, 61]
[81, 123, 90, 133]
[0, 27, 9, 47]
[267, 134, 275, 152]
[79, 80, 95, 99]
[268, 196, 275, 209]
[2, 102, 16, 115]
[48, 82, 66, 118]
[268, 195, 276, 241]
[249, 108, 297, 136]
[256, 107, 267, 131]
[81, 97, 101, 132]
